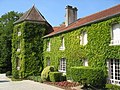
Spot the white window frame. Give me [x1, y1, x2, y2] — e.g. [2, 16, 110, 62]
[18, 31, 21, 36]
[17, 41, 21, 52]
[46, 57, 50, 66]
[47, 41, 51, 52]
[59, 58, 66, 73]
[59, 37, 65, 50]
[16, 57, 20, 70]
[108, 59, 120, 85]
[17, 48, 21, 52]
[110, 24, 120, 45]
[83, 59, 88, 66]
[80, 31, 88, 45]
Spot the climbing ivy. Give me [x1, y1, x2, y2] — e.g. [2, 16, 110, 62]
[12, 22, 46, 78]
[43, 15, 120, 78]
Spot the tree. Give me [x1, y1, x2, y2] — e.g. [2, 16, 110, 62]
[0, 11, 22, 73]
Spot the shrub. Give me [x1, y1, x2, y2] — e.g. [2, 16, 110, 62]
[6, 71, 12, 76]
[106, 84, 120, 90]
[61, 75, 66, 81]
[27, 76, 42, 82]
[49, 72, 62, 82]
[41, 66, 54, 81]
[71, 66, 106, 88]
[12, 71, 19, 79]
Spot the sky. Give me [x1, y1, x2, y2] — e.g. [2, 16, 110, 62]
[0, 0, 120, 26]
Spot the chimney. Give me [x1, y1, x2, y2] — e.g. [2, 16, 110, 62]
[65, 5, 78, 26]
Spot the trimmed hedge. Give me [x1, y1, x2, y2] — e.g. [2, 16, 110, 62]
[49, 72, 62, 82]
[71, 66, 106, 88]
[106, 84, 120, 90]
[27, 76, 42, 82]
[41, 66, 54, 81]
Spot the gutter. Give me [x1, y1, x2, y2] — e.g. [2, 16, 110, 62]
[43, 12, 120, 38]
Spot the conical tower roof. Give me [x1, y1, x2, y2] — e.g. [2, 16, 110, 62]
[14, 5, 47, 24]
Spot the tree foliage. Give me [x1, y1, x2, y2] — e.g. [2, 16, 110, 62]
[0, 11, 22, 73]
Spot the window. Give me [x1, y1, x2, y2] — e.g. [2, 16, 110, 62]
[17, 41, 20, 52]
[46, 57, 50, 66]
[108, 59, 120, 85]
[16, 57, 20, 70]
[83, 59, 88, 66]
[59, 37, 65, 50]
[18, 31, 21, 36]
[59, 58, 66, 73]
[17, 27, 21, 36]
[80, 31, 88, 45]
[110, 24, 120, 45]
[46, 41, 50, 51]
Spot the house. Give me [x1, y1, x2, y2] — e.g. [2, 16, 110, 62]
[43, 4, 120, 85]
[12, 4, 120, 86]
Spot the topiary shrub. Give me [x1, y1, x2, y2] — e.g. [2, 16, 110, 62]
[41, 66, 54, 81]
[71, 66, 106, 88]
[49, 72, 62, 82]
[6, 71, 12, 76]
[106, 84, 120, 90]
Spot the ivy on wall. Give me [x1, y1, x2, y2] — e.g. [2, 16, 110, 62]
[12, 22, 47, 78]
[43, 15, 120, 78]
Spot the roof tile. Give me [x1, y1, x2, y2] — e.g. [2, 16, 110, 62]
[44, 4, 120, 38]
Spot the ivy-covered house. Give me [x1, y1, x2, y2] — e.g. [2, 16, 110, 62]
[43, 4, 120, 85]
[12, 6, 53, 78]
[12, 4, 120, 85]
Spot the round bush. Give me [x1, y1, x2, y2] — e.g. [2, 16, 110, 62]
[41, 66, 54, 81]
[6, 71, 12, 76]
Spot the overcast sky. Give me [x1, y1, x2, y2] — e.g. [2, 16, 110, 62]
[0, 0, 120, 26]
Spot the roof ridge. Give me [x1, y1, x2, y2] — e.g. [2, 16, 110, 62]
[14, 5, 48, 24]
[25, 6, 34, 20]
[34, 6, 46, 21]
[80, 4, 120, 20]
[44, 4, 120, 38]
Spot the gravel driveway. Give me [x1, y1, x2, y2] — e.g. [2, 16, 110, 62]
[0, 74, 64, 90]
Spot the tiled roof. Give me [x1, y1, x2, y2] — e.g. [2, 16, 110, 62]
[44, 4, 120, 38]
[14, 5, 46, 24]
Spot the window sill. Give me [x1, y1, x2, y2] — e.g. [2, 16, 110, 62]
[18, 32, 21, 36]
[59, 47, 65, 51]
[58, 70, 66, 73]
[110, 40, 120, 46]
[17, 67, 20, 70]
[17, 48, 20, 52]
[46, 48, 50, 52]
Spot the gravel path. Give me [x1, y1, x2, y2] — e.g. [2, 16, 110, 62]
[0, 74, 64, 90]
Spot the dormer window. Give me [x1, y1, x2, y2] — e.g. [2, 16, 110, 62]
[110, 24, 120, 45]
[59, 37, 65, 50]
[80, 31, 88, 45]
[46, 40, 50, 51]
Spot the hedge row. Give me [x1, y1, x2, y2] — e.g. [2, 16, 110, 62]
[106, 84, 120, 90]
[71, 66, 106, 88]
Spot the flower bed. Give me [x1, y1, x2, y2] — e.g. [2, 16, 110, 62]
[44, 81, 80, 90]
